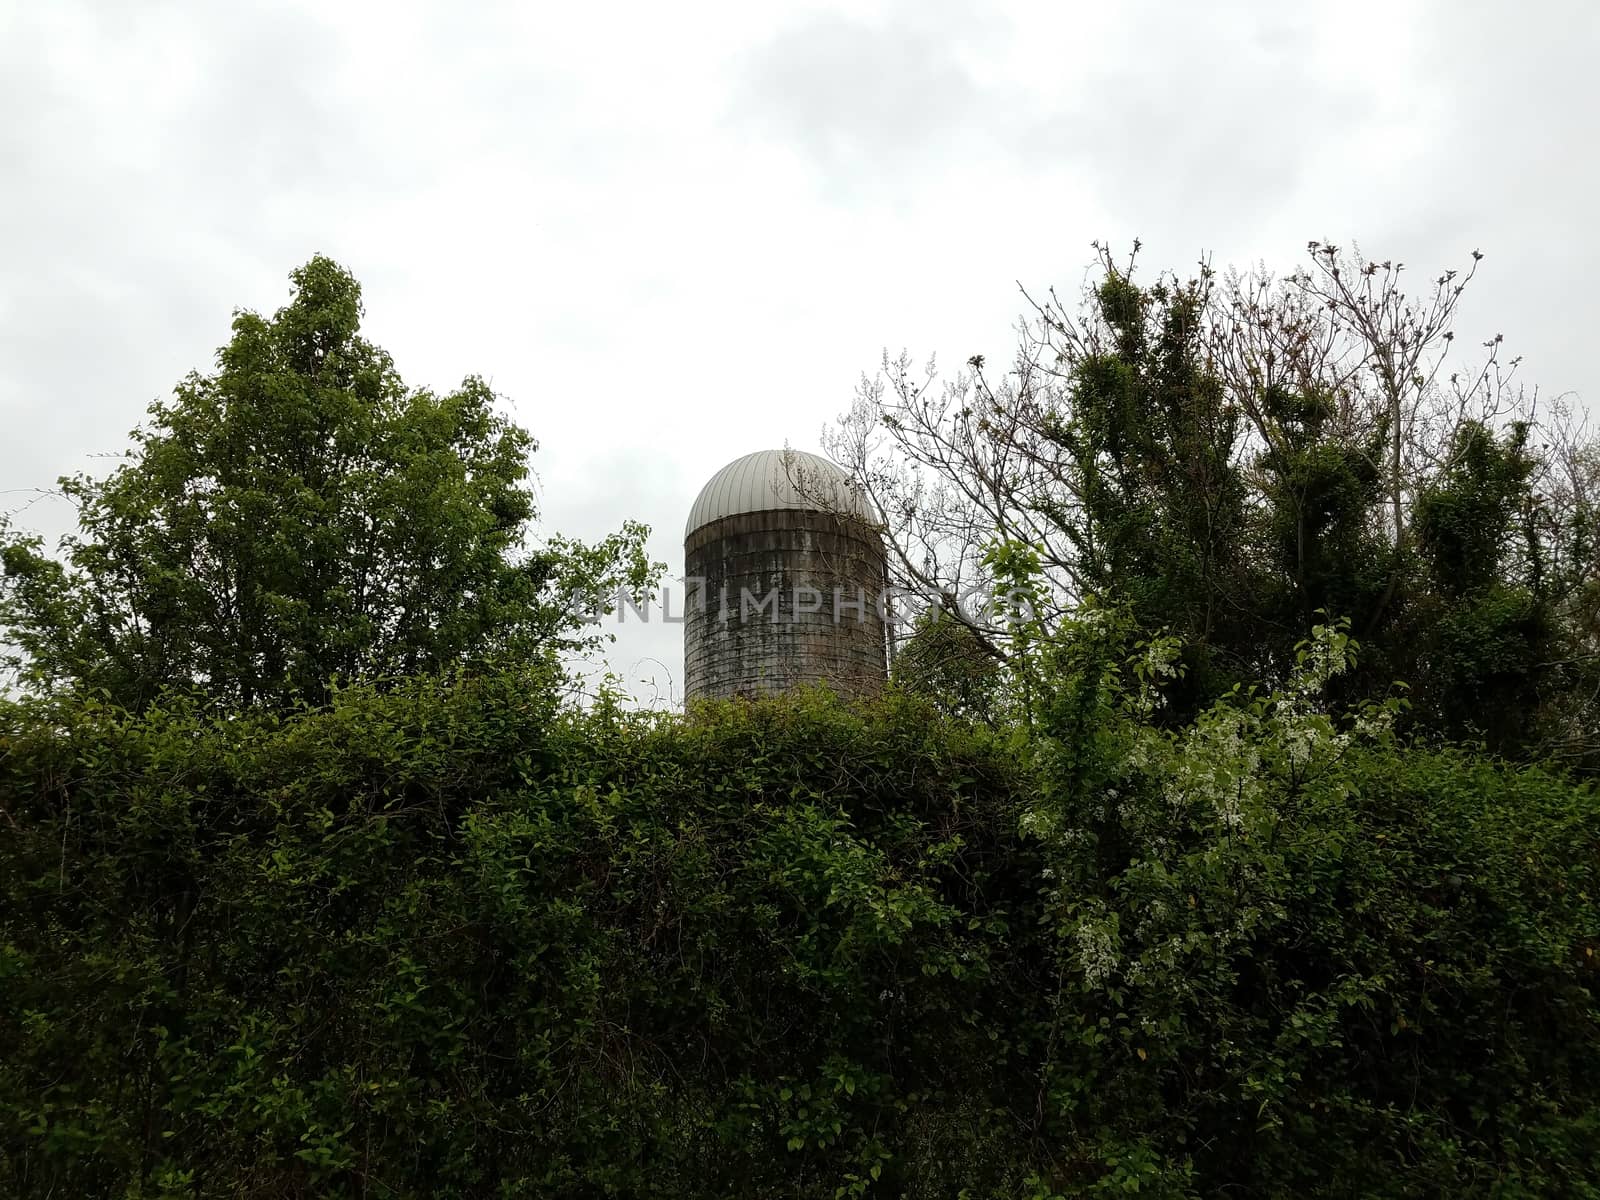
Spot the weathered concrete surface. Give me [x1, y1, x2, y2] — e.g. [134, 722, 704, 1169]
[684, 508, 888, 702]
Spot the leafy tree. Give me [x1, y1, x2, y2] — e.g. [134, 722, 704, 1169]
[1044, 260, 1255, 713]
[0, 256, 658, 711]
[1530, 404, 1600, 763]
[890, 602, 1004, 722]
[1410, 419, 1549, 749]
[829, 241, 1595, 762]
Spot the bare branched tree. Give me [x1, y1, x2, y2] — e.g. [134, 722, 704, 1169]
[822, 240, 1596, 758]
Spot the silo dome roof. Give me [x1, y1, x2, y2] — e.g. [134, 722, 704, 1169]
[686, 448, 872, 536]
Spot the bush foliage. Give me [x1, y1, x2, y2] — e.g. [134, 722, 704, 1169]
[3, 642, 1596, 1197]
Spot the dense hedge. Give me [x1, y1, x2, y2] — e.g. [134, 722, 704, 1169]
[2, 665, 1597, 1197]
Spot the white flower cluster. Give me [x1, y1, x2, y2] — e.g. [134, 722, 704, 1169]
[1074, 916, 1120, 989]
[1165, 706, 1265, 832]
[1132, 635, 1183, 716]
[1019, 807, 1059, 840]
[1273, 698, 1341, 770]
[1295, 623, 1352, 693]
[1352, 708, 1397, 740]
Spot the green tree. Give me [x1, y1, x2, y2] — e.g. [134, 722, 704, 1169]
[830, 241, 1594, 761]
[891, 602, 1005, 722]
[1049, 261, 1255, 713]
[0, 256, 658, 711]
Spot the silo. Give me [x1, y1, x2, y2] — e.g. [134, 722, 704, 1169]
[683, 449, 888, 702]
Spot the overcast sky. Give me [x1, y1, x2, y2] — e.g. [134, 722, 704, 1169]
[4, 0, 1595, 704]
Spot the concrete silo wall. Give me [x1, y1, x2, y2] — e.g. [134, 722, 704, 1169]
[684, 508, 888, 702]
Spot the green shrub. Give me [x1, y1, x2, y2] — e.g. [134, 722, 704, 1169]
[1, 655, 1595, 1197]
[1022, 614, 1600, 1196]
[0, 675, 1037, 1198]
